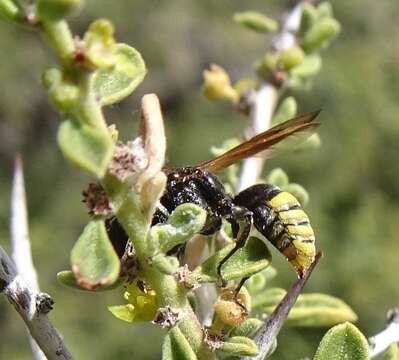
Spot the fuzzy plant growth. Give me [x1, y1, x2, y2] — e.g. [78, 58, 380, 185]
[0, 0, 383, 359]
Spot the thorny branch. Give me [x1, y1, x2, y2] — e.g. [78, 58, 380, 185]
[0, 158, 73, 360]
[240, 252, 322, 360]
[236, 1, 306, 192]
[0, 246, 73, 360]
[10, 155, 46, 360]
[369, 308, 399, 358]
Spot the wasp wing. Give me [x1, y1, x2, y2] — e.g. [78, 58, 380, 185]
[196, 110, 321, 173]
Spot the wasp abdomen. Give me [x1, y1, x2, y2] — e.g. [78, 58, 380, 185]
[234, 185, 316, 276]
[266, 191, 315, 275]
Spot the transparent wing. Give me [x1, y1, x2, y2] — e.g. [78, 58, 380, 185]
[195, 110, 321, 173]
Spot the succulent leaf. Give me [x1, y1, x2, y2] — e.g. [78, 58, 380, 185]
[93, 43, 146, 106]
[314, 322, 369, 360]
[233, 11, 278, 33]
[70, 218, 120, 290]
[194, 237, 271, 283]
[57, 119, 113, 178]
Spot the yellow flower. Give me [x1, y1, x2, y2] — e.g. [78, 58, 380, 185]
[108, 283, 158, 323]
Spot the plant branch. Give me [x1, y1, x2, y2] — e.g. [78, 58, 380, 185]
[78, 73, 108, 130]
[10, 155, 46, 360]
[236, 1, 306, 192]
[42, 20, 75, 61]
[137, 95, 212, 358]
[0, 246, 73, 360]
[369, 308, 399, 358]
[240, 251, 322, 360]
[236, 84, 278, 191]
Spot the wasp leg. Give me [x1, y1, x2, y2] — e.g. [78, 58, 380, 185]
[235, 277, 249, 296]
[232, 276, 250, 313]
[217, 207, 253, 287]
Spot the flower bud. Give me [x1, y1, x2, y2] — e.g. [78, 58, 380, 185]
[214, 287, 251, 327]
[279, 46, 305, 71]
[202, 64, 238, 102]
[83, 19, 117, 69]
[42, 68, 79, 110]
[254, 52, 279, 79]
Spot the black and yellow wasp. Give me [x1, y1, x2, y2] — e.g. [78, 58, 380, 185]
[108, 111, 320, 282]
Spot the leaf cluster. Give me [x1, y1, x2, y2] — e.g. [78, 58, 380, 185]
[0, 1, 381, 360]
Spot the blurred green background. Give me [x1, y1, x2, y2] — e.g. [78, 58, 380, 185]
[1, 0, 399, 359]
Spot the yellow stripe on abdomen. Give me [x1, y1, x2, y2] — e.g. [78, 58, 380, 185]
[266, 191, 300, 211]
[278, 209, 308, 225]
[287, 224, 314, 238]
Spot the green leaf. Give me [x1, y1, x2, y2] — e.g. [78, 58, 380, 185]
[291, 54, 322, 78]
[162, 327, 198, 360]
[93, 43, 146, 106]
[317, 2, 334, 19]
[298, 133, 321, 151]
[255, 291, 358, 328]
[299, 2, 317, 36]
[314, 322, 369, 360]
[376, 344, 399, 360]
[272, 97, 297, 125]
[302, 18, 341, 52]
[252, 287, 287, 309]
[147, 203, 207, 255]
[231, 318, 263, 337]
[38, 0, 82, 21]
[57, 270, 122, 291]
[246, 273, 266, 295]
[288, 293, 358, 327]
[266, 168, 289, 187]
[194, 237, 271, 283]
[246, 266, 277, 295]
[57, 119, 113, 178]
[233, 11, 278, 33]
[220, 336, 259, 357]
[71, 218, 120, 290]
[0, 0, 22, 22]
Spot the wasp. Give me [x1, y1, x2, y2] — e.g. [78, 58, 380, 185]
[107, 111, 320, 285]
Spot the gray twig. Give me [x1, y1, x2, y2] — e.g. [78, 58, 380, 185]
[10, 155, 45, 359]
[0, 246, 73, 359]
[369, 308, 399, 358]
[0, 156, 73, 360]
